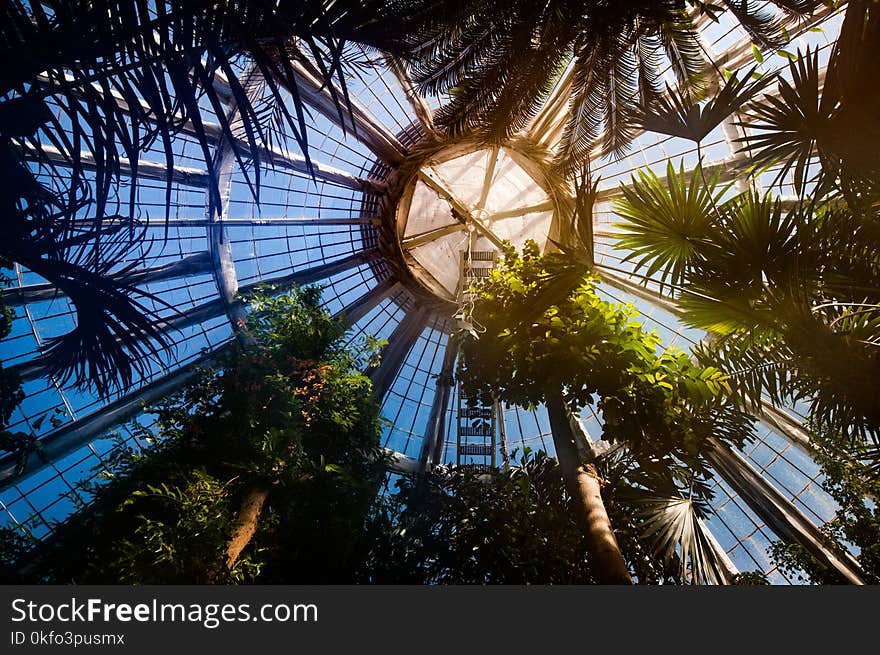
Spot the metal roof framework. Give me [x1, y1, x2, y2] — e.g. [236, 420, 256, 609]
[0, 4, 854, 583]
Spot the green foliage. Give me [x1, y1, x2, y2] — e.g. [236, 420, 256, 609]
[10, 287, 387, 583]
[635, 65, 771, 144]
[614, 137, 880, 446]
[738, 45, 880, 203]
[113, 469, 263, 584]
[0, 1, 413, 396]
[460, 241, 754, 480]
[614, 161, 728, 287]
[731, 570, 770, 585]
[455, 242, 758, 581]
[738, 48, 837, 196]
[394, 0, 807, 169]
[613, 7, 880, 458]
[0, 525, 35, 583]
[613, 34, 880, 571]
[363, 450, 681, 584]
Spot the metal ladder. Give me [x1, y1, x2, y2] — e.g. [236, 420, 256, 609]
[456, 384, 496, 469]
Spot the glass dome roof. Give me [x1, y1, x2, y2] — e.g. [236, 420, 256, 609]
[398, 144, 558, 300]
[0, 4, 854, 584]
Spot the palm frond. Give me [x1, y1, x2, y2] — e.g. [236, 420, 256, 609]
[553, 44, 607, 175]
[8, 214, 175, 397]
[633, 34, 665, 102]
[718, 0, 785, 49]
[406, 4, 510, 96]
[636, 66, 771, 143]
[626, 490, 730, 585]
[735, 48, 833, 196]
[693, 335, 790, 410]
[3, 0, 401, 224]
[706, 190, 800, 290]
[613, 160, 729, 286]
[556, 12, 704, 171]
[656, 7, 706, 87]
[678, 288, 775, 335]
[0, 0, 403, 394]
[434, 20, 570, 141]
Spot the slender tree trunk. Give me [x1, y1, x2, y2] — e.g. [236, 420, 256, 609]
[545, 388, 633, 585]
[225, 481, 270, 571]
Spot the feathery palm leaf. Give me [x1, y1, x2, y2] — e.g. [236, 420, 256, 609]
[400, 0, 813, 174]
[696, 304, 880, 443]
[2, 0, 400, 222]
[693, 335, 790, 410]
[0, 0, 406, 395]
[716, 0, 785, 49]
[817, 0, 880, 205]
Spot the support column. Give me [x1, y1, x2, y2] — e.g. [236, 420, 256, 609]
[367, 307, 430, 402]
[495, 402, 509, 469]
[333, 277, 402, 329]
[418, 338, 458, 472]
[706, 438, 865, 584]
[210, 64, 265, 333]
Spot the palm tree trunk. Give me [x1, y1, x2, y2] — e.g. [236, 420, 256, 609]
[225, 481, 270, 570]
[545, 388, 633, 585]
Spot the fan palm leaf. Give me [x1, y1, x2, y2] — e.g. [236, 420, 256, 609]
[601, 452, 736, 585]
[613, 160, 729, 287]
[629, 491, 730, 585]
[635, 66, 771, 143]
[735, 48, 836, 196]
[697, 190, 801, 291]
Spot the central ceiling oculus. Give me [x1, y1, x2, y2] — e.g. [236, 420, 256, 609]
[395, 145, 557, 301]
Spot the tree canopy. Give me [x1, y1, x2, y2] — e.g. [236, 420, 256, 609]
[5, 287, 387, 583]
[460, 241, 754, 481]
